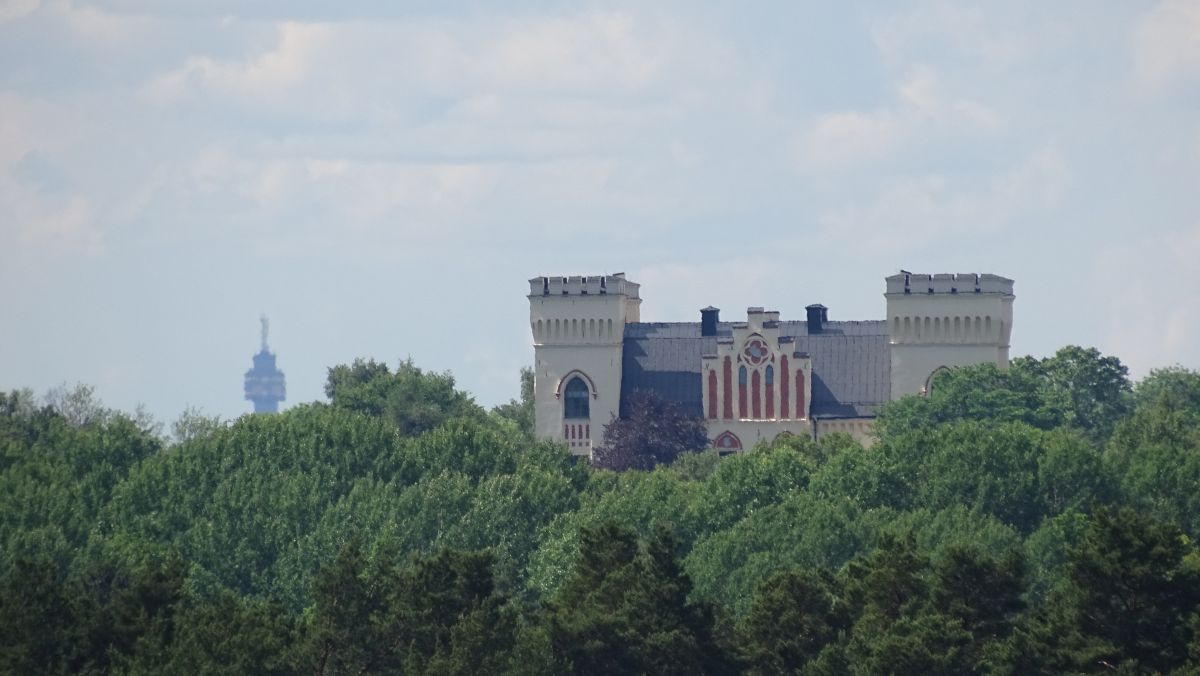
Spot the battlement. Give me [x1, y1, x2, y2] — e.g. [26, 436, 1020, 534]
[885, 272, 1014, 296]
[529, 273, 641, 299]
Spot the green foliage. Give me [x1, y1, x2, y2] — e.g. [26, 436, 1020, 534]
[1012, 345, 1132, 441]
[893, 422, 1046, 530]
[299, 540, 516, 675]
[525, 468, 699, 599]
[832, 535, 1025, 676]
[0, 394, 161, 554]
[2, 347, 1198, 673]
[163, 590, 295, 675]
[877, 346, 1131, 442]
[1106, 367, 1200, 535]
[875, 362, 1063, 437]
[1015, 506, 1200, 674]
[171, 405, 226, 444]
[1132, 365, 1200, 415]
[102, 404, 402, 604]
[492, 366, 535, 438]
[544, 522, 736, 674]
[815, 419, 1114, 535]
[686, 492, 870, 615]
[738, 568, 849, 674]
[325, 358, 483, 436]
[867, 506, 1023, 560]
[687, 443, 818, 534]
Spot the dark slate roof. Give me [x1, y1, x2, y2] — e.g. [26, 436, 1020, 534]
[620, 320, 890, 419]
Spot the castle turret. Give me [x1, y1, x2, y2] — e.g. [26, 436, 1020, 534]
[885, 272, 1014, 399]
[528, 274, 640, 455]
[244, 315, 286, 414]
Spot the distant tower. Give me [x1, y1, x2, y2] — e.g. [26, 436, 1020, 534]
[244, 314, 286, 413]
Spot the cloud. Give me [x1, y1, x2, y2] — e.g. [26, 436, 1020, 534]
[0, 91, 77, 171]
[50, 0, 153, 47]
[2, 185, 102, 258]
[1134, 0, 1200, 90]
[0, 0, 39, 23]
[797, 66, 1000, 170]
[0, 92, 102, 259]
[815, 146, 1067, 257]
[474, 12, 670, 93]
[144, 21, 330, 103]
[143, 10, 685, 112]
[866, 1, 1045, 71]
[635, 258, 797, 322]
[1097, 222, 1200, 376]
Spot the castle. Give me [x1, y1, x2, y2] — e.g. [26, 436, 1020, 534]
[528, 271, 1014, 454]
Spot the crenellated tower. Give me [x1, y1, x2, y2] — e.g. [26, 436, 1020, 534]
[885, 272, 1015, 399]
[528, 274, 640, 455]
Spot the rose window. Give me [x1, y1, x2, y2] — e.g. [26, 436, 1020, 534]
[743, 337, 770, 365]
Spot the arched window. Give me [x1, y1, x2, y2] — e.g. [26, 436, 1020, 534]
[924, 366, 952, 396]
[713, 431, 742, 455]
[563, 377, 590, 419]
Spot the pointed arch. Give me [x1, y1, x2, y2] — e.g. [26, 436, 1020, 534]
[713, 430, 742, 454]
[924, 366, 953, 395]
[554, 370, 598, 399]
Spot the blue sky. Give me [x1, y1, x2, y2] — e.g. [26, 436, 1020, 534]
[2, 0, 1199, 425]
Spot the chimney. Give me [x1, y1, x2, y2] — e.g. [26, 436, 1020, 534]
[806, 304, 827, 333]
[700, 306, 720, 337]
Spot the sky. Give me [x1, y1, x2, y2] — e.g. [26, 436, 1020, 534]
[2, 0, 1199, 426]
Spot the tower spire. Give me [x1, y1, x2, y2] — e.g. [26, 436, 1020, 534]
[260, 314, 269, 351]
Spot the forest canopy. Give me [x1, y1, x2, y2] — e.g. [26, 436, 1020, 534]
[3, 346, 1200, 674]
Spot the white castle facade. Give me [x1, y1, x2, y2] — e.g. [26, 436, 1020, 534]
[528, 271, 1014, 455]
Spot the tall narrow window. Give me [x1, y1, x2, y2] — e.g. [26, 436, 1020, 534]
[751, 370, 761, 419]
[707, 371, 718, 419]
[722, 357, 733, 419]
[780, 356, 790, 420]
[765, 365, 775, 419]
[795, 370, 806, 419]
[738, 365, 747, 419]
[564, 377, 590, 419]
